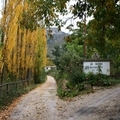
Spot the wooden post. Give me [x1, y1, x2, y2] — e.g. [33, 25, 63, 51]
[16, 83, 18, 89]
[6, 83, 8, 94]
[0, 86, 2, 94]
[1, 65, 5, 85]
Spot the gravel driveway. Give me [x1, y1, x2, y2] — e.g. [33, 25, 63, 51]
[6, 76, 120, 120]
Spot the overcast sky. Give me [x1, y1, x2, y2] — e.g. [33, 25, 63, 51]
[0, 0, 2, 19]
[60, 0, 78, 33]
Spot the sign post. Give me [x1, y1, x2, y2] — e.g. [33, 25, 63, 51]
[83, 60, 110, 75]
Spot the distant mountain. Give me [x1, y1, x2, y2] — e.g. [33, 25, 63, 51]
[47, 28, 69, 58]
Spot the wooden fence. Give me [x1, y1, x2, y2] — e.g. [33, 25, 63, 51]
[0, 79, 29, 95]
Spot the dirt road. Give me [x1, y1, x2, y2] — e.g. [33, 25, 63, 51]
[8, 76, 120, 120]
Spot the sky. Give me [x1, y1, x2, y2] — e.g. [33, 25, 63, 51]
[0, 0, 3, 19]
[60, 0, 78, 33]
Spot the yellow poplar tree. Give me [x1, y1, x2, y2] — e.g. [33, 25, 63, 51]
[0, 0, 47, 84]
[34, 27, 47, 84]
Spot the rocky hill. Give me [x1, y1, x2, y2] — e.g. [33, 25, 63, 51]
[47, 28, 69, 58]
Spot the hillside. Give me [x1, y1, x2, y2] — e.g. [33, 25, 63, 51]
[47, 28, 69, 58]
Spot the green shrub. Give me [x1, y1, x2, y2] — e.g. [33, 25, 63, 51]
[84, 72, 120, 86]
[57, 88, 80, 98]
[69, 69, 85, 85]
[34, 69, 46, 84]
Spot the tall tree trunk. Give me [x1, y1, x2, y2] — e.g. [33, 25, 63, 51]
[84, 0, 87, 59]
[4, 0, 7, 14]
[19, 30, 23, 81]
[1, 0, 7, 43]
[16, 24, 21, 80]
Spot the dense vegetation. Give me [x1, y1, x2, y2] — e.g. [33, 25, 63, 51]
[49, 37, 120, 98]
[47, 0, 120, 98]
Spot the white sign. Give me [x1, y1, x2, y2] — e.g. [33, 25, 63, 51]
[83, 61, 110, 75]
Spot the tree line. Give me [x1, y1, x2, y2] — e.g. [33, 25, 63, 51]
[0, 0, 47, 84]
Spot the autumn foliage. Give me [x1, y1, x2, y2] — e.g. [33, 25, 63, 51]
[0, 0, 47, 84]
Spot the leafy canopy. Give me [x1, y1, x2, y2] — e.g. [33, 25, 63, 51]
[20, 0, 70, 30]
